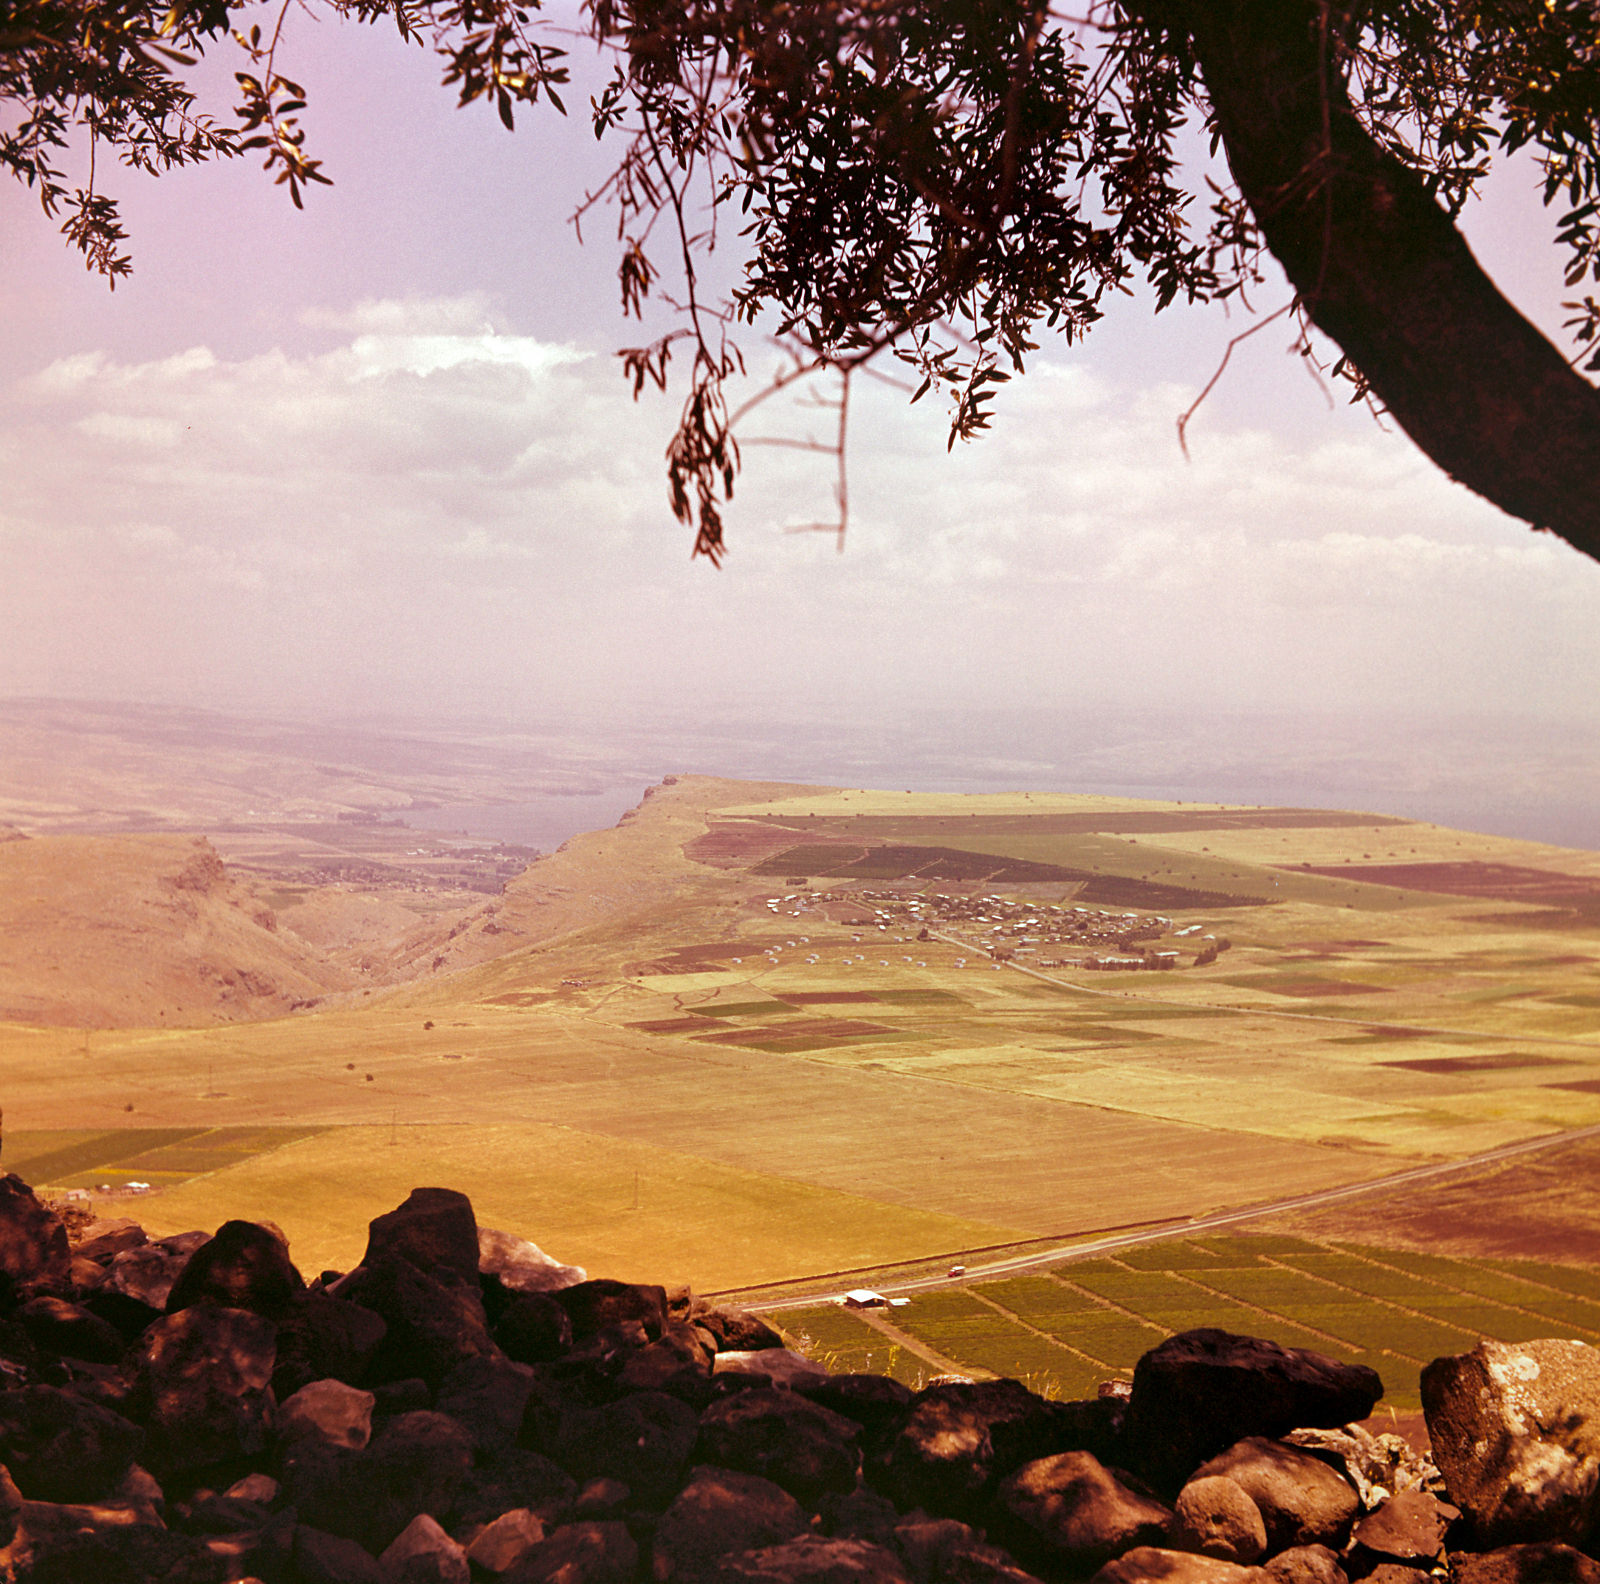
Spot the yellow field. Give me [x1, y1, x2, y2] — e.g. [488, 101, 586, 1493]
[6, 774, 1599, 1289]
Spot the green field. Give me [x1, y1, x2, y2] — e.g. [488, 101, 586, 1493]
[772, 1235, 1600, 1412]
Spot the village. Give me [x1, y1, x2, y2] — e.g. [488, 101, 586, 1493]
[762, 887, 1227, 971]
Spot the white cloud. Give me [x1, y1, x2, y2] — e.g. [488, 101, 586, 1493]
[3, 300, 1598, 727]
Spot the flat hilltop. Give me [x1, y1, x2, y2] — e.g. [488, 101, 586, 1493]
[2, 773, 1598, 1289]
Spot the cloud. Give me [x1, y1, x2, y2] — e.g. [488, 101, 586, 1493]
[4, 299, 1598, 727]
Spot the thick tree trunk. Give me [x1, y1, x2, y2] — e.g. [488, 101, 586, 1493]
[1181, 0, 1600, 561]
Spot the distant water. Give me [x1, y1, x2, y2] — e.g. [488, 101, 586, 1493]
[404, 789, 653, 852]
[400, 775, 1597, 856]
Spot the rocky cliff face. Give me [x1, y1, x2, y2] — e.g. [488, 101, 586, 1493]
[0, 1174, 1594, 1584]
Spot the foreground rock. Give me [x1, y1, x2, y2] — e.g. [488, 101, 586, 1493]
[1422, 1337, 1600, 1548]
[1, 1172, 1592, 1584]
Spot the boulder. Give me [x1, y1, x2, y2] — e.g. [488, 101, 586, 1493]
[453, 1446, 578, 1530]
[1421, 1337, 1600, 1547]
[503, 1519, 640, 1584]
[9, 1503, 227, 1584]
[1126, 1333, 1382, 1491]
[379, 1511, 470, 1584]
[893, 1516, 1043, 1584]
[277, 1378, 375, 1451]
[480, 1227, 587, 1294]
[127, 1304, 277, 1474]
[15, 1297, 125, 1365]
[992, 1450, 1173, 1572]
[0, 1176, 70, 1291]
[801, 1374, 916, 1437]
[271, 1290, 388, 1399]
[714, 1349, 832, 1389]
[819, 1488, 903, 1547]
[435, 1352, 537, 1453]
[1449, 1542, 1600, 1584]
[71, 1218, 147, 1265]
[559, 1391, 700, 1506]
[1348, 1488, 1457, 1565]
[294, 1522, 388, 1584]
[334, 1252, 497, 1387]
[880, 1379, 1063, 1519]
[1260, 1546, 1346, 1584]
[1171, 1476, 1267, 1564]
[698, 1386, 863, 1505]
[619, 1321, 715, 1402]
[1191, 1439, 1359, 1553]
[103, 1231, 209, 1311]
[468, 1508, 548, 1575]
[164, 1218, 304, 1317]
[556, 1279, 669, 1343]
[690, 1302, 786, 1352]
[653, 1465, 811, 1580]
[1090, 1547, 1269, 1583]
[497, 1290, 576, 1364]
[705, 1535, 912, 1584]
[363, 1187, 482, 1285]
[0, 1385, 143, 1502]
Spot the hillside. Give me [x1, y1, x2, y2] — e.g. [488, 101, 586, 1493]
[0, 833, 359, 1027]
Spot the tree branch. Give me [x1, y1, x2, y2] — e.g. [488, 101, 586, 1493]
[1182, 0, 1600, 561]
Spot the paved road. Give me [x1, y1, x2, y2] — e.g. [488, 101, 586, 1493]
[754, 1118, 1600, 1311]
[929, 929, 1600, 1049]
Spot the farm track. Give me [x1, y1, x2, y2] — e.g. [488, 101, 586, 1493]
[744, 1118, 1600, 1310]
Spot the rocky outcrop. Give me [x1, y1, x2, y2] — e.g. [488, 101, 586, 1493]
[1, 1175, 1598, 1584]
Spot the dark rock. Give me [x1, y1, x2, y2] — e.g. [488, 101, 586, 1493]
[689, 1302, 786, 1353]
[271, 1290, 388, 1400]
[619, 1322, 714, 1403]
[335, 1252, 497, 1387]
[81, 1286, 163, 1343]
[165, 1218, 304, 1317]
[1356, 1568, 1430, 1584]
[364, 1187, 482, 1286]
[468, 1508, 548, 1575]
[71, 1218, 147, 1265]
[0, 1463, 22, 1546]
[801, 1374, 916, 1436]
[435, 1352, 537, 1454]
[573, 1476, 633, 1518]
[0, 1384, 143, 1502]
[1171, 1475, 1266, 1564]
[504, 1519, 640, 1584]
[893, 1517, 1041, 1584]
[497, 1291, 576, 1365]
[698, 1386, 862, 1505]
[0, 1176, 70, 1291]
[1191, 1439, 1359, 1553]
[374, 1376, 434, 1417]
[1259, 1545, 1346, 1584]
[1090, 1547, 1269, 1583]
[560, 1391, 699, 1506]
[705, 1535, 912, 1584]
[1125, 1333, 1382, 1491]
[16, 1297, 125, 1365]
[480, 1227, 587, 1294]
[1422, 1338, 1600, 1548]
[556, 1280, 669, 1343]
[652, 1465, 810, 1580]
[1449, 1542, 1600, 1584]
[170, 1490, 275, 1534]
[277, 1378, 376, 1451]
[295, 1522, 388, 1584]
[10, 1505, 227, 1584]
[453, 1445, 578, 1530]
[127, 1304, 277, 1475]
[380, 1511, 471, 1583]
[1044, 1396, 1126, 1467]
[879, 1380, 1062, 1520]
[992, 1450, 1173, 1572]
[1349, 1488, 1457, 1564]
[819, 1488, 903, 1547]
[104, 1231, 209, 1311]
[713, 1350, 832, 1389]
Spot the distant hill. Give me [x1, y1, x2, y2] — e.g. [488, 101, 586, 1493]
[0, 833, 360, 1027]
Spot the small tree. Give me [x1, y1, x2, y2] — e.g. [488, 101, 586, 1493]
[6, 1, 1599, 560]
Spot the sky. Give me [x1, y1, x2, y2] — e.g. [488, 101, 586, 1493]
[3, 12, 1599, 830]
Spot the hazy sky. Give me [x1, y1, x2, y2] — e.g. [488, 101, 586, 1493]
[3, 17, 1598, 769]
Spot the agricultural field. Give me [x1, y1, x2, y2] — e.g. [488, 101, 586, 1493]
[2, 775, 1598, 1290]
[769, 1234, 1600, 1414]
